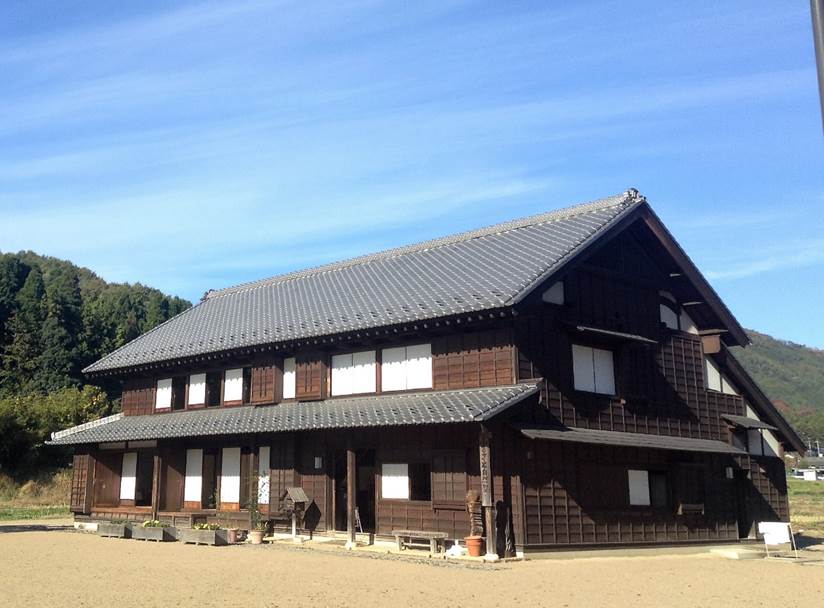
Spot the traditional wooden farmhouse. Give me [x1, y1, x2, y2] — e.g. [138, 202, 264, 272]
[51, 190, 804, 556]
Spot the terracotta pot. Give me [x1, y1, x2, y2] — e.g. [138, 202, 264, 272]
[226, 528, 239, 544]
[248, 530, 265, 545]
[464, 535, 484, 557]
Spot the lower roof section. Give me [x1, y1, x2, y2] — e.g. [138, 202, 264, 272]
[516, 424, 746, 455]
[49, 383, 540, 446]
[722, 414, 778, 431]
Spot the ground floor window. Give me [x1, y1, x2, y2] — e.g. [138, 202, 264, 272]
[381, 462, 431, 501]
[628, 469, 669, 507]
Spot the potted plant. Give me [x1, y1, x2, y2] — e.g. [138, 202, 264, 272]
[178, 522, 230, 546]
[131, 519, 175, 542]
[245, 471, 268, 545]
[97, 519, 131, 539]
[464, 489, 485, 557]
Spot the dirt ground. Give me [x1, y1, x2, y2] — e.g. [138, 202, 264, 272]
[1, 520, 823, 608]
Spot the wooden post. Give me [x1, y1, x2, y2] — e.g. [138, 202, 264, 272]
[346, 447, 356, 548]
[151, 453, 162, 521]
[479, 427, 497, 560]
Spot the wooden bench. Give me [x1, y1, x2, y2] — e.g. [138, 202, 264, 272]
[392, 529, 448, 554]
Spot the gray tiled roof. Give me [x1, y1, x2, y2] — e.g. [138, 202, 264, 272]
[516, 425, 746, 455]
[49, 383, 540, 445]
[84, 190, 645, 373]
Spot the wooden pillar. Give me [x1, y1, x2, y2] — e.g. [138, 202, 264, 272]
[150, 452, 162, 521]
[479, 426, 496, 560]
[346, 447, 356, 547]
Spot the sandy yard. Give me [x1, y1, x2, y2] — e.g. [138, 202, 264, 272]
[1, 520, 823, 608]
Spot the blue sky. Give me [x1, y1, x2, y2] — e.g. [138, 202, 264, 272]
[1, 1, 823, 347]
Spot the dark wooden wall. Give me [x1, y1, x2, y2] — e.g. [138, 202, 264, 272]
[521, 440, 739, 546]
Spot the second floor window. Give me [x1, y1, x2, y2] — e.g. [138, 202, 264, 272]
[282, 357, 296, 400]
[381, 344, 432, 391]
[572, 344, 615, 395]
[188, 373, 206, 406]
[331, 350, 376, 396]
[155, 378, 172, 410]
[223, 368, 244, 402]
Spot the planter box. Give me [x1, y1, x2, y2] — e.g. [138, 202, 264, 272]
[131, 526, 175, 542]
[97, 523, 131, 539]
[177, 528, 230, 546]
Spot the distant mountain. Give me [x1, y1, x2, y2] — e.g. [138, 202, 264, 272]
[734, 330, 824, 442]
[0, 250, 191, 397]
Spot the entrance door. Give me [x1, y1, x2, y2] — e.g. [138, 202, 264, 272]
[333, 449, 376, 533]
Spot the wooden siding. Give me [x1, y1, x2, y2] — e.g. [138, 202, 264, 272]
[432, 328, 515, 390]
[70, 451, 93, 514]
[748, 455, 789, 523]
[516, 301, 747, 441]
[521, 440, 739, 546]
[268, 435, 297, 514]
[121, 379, 156, 416]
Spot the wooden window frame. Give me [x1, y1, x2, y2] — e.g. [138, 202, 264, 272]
[378, 459, 434, 505]
[571, 342, 618, 397]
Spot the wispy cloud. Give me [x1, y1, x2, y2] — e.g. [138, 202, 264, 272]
[704, 239, 824, 281]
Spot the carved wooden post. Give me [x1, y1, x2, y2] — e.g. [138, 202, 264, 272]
[479, 426, 497, 560]
[346, 447, 356, 548]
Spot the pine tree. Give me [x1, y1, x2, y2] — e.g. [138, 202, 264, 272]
[36, 266, 83, 392]
[1, 267, 46, 395]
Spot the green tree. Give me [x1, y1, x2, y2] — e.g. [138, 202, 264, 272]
[1, 267, 46, 395]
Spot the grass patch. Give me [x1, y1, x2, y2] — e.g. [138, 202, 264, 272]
[788, 478, 824, 536]
[0, 505, 69, 520]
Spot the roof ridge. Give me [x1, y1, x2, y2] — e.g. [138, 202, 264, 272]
[206, 189, 640, 300]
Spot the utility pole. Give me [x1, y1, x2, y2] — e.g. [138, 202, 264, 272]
[812, 0, 824, 129]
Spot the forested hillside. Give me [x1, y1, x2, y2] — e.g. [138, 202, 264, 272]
[734, 331, 824, 445]
[0, 251, 190, 476]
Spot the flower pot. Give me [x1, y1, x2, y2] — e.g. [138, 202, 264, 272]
[97, 523, 131, 539]
[131, 526, 175, 542]
[248, 530, 265, 545]
[464, 535, 484, 557]
[177, 528, 230, 546]
[226, 528, 239, 544]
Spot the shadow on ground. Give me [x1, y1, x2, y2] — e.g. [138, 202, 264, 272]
[0, 523, 72, 534]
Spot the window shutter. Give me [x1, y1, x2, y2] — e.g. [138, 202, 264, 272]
[250, 364, 276, 405]
[431, 449, 467, 507]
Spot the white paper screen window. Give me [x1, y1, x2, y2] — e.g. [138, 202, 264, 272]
[628, 469, 650, 506]
[184, 449, 203, 503]
[572, 345, 615, 395]
[381, 463, 409, 499]
[188, 373, 206, 405]
[282, 357, 296, 399]
[258, 446, 270, 504]
[705, 357, 722, 392]
[119, 452, 137, 500]
[331, 351, 376, 396]
[224, 368, 244, 402]
[380, 344, 432, 392]
[155, 378, 172, 409]
[220, 447, 241, 504]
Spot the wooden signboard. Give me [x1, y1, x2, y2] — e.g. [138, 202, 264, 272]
[479, 431, 493, 508]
